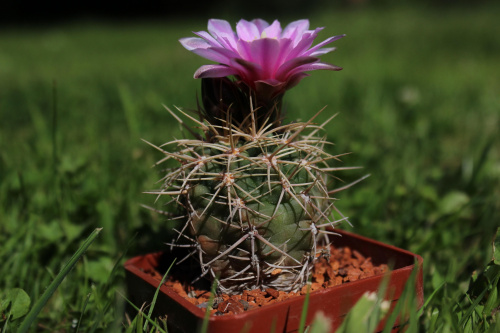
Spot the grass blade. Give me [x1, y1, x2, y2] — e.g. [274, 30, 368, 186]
[298, 282, 311, 333]
[200, 277, 218, 333]
[118, 294, 167, 333]
[143, 258, 176, 331]
[75, 292, 92, 333]
[17, 228, 102, 333]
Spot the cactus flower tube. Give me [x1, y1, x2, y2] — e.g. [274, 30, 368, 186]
[147, 19, 355, 295]
[180, 19, 345, 100]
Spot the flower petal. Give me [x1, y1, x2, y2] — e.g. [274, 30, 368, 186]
[262, 20, 282, 39]
[308, 47, 336, 57]
[275, 38, 294, 69]
[286, 27, 324, 60]
[248, 38, 281, 78]
[230, 58, 262, 84]
[236, 39, 254, 62]
[275, 56, 318, 80]
[299, 61, 342, 71]
[282, 19, 310, 44]
[303, 34, 346, 56]
[208, 19, 234, 37]
[179, 37, 211, 51]
[194, 64, 239, 79]
[256, 78, 281, 86]
[251, 19, 270, 34]
[286, 61, 342, 79]
[193, 30, 221, 48]
[208, 19, 237, 50]
[236, 19, 260, 41]
[283, 72, 310, 91]
[187, 46, 237, 64]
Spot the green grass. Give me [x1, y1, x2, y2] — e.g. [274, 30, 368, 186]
[1, 4, 499, 332]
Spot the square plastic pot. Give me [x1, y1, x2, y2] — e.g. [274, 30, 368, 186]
[124, 229, 423, 332]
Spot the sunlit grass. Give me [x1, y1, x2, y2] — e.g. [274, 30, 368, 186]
[1, 4, 499, 331]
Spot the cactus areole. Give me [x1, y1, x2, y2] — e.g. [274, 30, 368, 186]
[146, 19, 356, 294]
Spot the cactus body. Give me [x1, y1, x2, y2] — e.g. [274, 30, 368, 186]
[148, 102, 352, 294]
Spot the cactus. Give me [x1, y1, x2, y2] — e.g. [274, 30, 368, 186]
[145, 19, 357, 294]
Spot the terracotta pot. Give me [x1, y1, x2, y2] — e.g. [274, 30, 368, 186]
[124, 229, 423, 332]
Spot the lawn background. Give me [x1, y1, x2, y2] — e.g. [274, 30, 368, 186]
[1, 2, 499, 331]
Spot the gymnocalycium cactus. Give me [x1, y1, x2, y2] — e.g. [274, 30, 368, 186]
[146, 19, 360, 294]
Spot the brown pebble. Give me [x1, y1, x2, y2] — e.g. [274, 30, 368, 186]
[343, 247, 352, 259]
[335, 276, 343, 286]
[265, 288, 279, 298]
[238, 299, 249, 310]
[347, 269, 362, 282]
[186, 297, 197, 305]
[353, 250, 366, 262]
[172, 283, 188, 298]
[217, 299, 245, 314]
[313, 273, 325, 285]
[300, 285, 313, 295]
[360, 258, 373, 271]
[256, 296, 271, 306]
[311, 282, 322, 291]
[248, 289, 264, 297]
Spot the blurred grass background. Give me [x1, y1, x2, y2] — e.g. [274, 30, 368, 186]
[1, 2, 499, 331]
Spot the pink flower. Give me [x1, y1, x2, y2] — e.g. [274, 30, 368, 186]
[180, 19, 344, 99]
